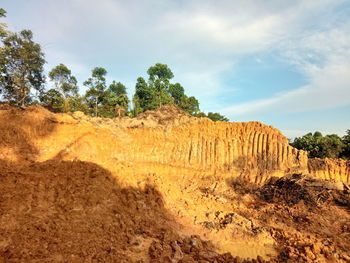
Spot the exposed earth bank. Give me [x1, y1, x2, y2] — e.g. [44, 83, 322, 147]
[0, 105, 349, 262]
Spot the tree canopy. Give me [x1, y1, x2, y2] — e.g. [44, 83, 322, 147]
[290, 131, 349, 159]
[40, 64, 80, 112]
[0, 9, 229, 122]
[0, 29, 46, 106]
[83, 67, 108, 117]
[131, 63, 227, 120]
[206, 112, 229, 122]
[0, 8, 8, 38]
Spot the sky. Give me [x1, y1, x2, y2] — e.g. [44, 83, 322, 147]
[1, 0, 350, 138]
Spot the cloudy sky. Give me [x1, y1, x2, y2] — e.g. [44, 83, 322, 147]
[2, 0, 350, 137]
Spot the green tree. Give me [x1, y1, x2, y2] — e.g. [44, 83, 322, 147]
[291, 132, 321, 158]
[147, 63, 174, 107]
[340, 130, 350, 159]
[320, 134, 344, 159]
[169, 83, 185, 105]
[206, 112, 229, 122]
[40, 89, 86, 114]
[291, 132, 345, 158]
[109, 81, 126, 96]
[180, 96, 200, 115]
[83, 67, 107, 117]
[0, 8, 8, 38]
[47, 63, 78, 112]
[39, 88, 64, 112]
[193, 112, 207, 118]
[68, 95, 88, 113]
[101, 81, 129, 117]
[133, 77, 157, 115]
[131, 63, 227, 120]
[0, 30, 46, 105]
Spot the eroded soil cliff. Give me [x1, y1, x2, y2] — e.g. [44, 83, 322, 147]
[0, 105, 349, 262]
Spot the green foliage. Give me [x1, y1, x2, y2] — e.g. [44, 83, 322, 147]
[168, 83, 184, 105]
[41, 64, 79, 112]
[193, 112, 207, 118]
[133, 64, 197, 116]
[147, 63, 174, 83]
[101, 81, 129, 117]
[83, 68, 129, 117]
[0, 8, 8, 38]
[109, 81, 126, 97]
[206, 112, 229, 122]
[147, 63, 174, 108]
[168, 83, 199, 115]
[40, 91, 87, 114]
[49, 64, 78, 97]
[83, 67, 107, 117]
[291, 131, 345, 159]
[39, 88, 64, 112]
[192, 111, 229, 122]
[133, 76, 157, 115]
[132, 63, 227, 119]
[340, 130, 350, 159]
[0, 29, 46, 105]
[180, 96, 200, 115]
[0, 8, 6, 17]
[0, 25, 227, 123]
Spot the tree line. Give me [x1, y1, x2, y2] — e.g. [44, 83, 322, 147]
[290, 130, 350, 160]
[0, 8, 228, 121]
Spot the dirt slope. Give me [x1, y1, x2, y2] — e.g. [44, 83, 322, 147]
[0, 105, 349, 262]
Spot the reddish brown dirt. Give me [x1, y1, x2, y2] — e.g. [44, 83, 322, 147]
[226, 176, 350, 262]
[0, 105, 350, 263]
[0, 160, 270, 263]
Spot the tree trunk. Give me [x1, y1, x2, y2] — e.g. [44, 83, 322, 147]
[95, 97, 98, 117]
[21, 85, 27, 106]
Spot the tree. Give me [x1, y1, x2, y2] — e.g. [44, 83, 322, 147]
[108, 81, 129, 113]
[147, 63, 174, 107]
[0, 30, 46, 105]
[131, 63, 228, 119]
[109, 81, 126, 97]
[180, 96, 200, 115]
[101, 81, 129, 117]
[40, 89, 86, 114]
[47, 63, 78, 112]
[0, 8, 8, 38]
[206, 112, 229, 122]
[193, 112, 207, 118]
[291, 132, 345, 158]
[49, 64, 78, 97]
[83, 67, 107, 117]
[133, 77, 157, 115]
[169, 83, 185, 105]
[39, 88, 64, 112]
[340, 130, 350, 159]
[147, 63, 174, 84]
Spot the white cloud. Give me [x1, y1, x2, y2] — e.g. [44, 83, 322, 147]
[221, 25, 350, 117]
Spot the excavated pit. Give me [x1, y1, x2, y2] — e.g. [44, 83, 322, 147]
[0, 105, 350, 262]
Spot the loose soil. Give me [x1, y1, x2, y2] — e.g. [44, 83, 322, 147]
[0, 105, 349, 262]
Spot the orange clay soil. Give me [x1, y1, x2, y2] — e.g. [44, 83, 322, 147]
[0, 105, 349, 263]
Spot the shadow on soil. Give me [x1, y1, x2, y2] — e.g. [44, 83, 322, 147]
[0, 106, 256, 263]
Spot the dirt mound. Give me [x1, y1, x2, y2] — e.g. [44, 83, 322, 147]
[259, 174, 350, 207]
[0, 159, 263, 263]
[1, 105, 350, 262]
[136, 105, 191, 125]
[222, 175, 350, 262]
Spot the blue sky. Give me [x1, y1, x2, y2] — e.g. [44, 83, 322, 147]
[1, 0, 350, 138]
